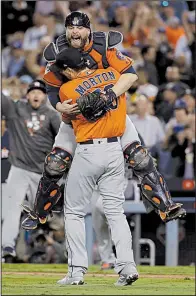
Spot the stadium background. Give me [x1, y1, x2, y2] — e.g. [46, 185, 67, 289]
[1, 0, 195, 266]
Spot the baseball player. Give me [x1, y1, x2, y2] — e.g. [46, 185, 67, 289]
[22, 11, 185, 230]
[91, 190, 115, 269]
[1, 80, 61, 261]
[92, 133, 146, 270]
[56, 48, 139, 286]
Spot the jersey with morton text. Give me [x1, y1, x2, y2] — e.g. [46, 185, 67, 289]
[59, 67, 127, 142]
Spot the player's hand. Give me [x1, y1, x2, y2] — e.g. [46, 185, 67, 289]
[56, 99, 81, 115]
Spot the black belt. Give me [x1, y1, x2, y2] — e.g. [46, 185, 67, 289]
[79, 137, 118, 145]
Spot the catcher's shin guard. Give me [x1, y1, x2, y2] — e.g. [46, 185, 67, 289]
[33, 175, 62, 219]
[22, 176, 63, 230]
[22, 148, 72, 230]
[124, 142, 186, 222]
[34, 147, 72, 218]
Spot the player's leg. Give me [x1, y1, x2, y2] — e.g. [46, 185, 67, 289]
[36, 122, 76, 218]
[22, 122, 76, 230]
[121, 115, 141, 148]
[2, 166, 30, 259]
[98, 142, 138, 286]
[91, 190, 115, 269]
[121, 115, 186, 222]
[2, 183, 9, 222]
[58, 143, 105, 284]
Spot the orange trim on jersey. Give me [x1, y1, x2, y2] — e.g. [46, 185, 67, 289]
[106, 48, 133, 74]
[43, 77, 62, 87]
[84, 40, 93, 52]
[120, 59, 134, 74]
[89, 49, 103, 68]
[39, 66, 45, 78]
[43, 71, 62, 87]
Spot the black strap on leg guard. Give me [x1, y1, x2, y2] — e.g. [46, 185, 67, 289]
[52, 183, 65, 212]
[123, 142, 184, 219]
[33, 148, 72, 218]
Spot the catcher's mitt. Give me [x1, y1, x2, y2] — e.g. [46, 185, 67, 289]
[76, 92, 107, 122]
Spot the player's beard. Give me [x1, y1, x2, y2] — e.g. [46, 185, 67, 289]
[67, 35, 88, 49]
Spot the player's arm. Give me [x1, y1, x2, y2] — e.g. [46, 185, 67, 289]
[49, 110, 62, 137]
[58, 88, 80, 117]
[45, 80, 80, 115]
[43, 63, 64, 109]
[112, 72, 138, 97]
[56, 99, 80, 115]
[46, 84, 61, 109]
[44, 63, 81, 116]
[1, 93, 16, 118]
[106, 48, 138, 97]
[56, 92, 72, 124]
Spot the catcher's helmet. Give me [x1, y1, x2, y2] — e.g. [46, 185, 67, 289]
[65, 11, 90, 29]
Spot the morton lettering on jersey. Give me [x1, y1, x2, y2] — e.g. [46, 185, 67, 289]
[75, 71, 116, 95]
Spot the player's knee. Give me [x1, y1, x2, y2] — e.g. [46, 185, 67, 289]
[45, 147, 73, 177]
[124, 141, 155, 174]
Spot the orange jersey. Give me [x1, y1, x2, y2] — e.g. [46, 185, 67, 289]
[165, 26, 185, 48]
[43, 40, 133, 87]
[124, 28, 150, 47]
[59, 67, 127, 142]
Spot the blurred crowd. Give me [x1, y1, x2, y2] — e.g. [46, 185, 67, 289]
[1, 0, 195, 263]
[13, 212, 67, 264]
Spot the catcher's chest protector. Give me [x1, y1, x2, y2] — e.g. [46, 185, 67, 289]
[55, 31, 122, 71]
[83, 31, 122, 69]
[83, 32, 109, 69]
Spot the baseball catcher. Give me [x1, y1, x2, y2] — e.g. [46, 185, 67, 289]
[21, 12, 186, 231]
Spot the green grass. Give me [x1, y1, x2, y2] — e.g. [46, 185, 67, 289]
[2, 264, 195, 275]
[2, 264, 195, 295]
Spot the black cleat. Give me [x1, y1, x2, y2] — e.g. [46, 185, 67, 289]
[115, 273, 139, 286]
[21, 204, 39, 230]
[22, 215, 39, 230]
[21, 204, 48, 230]
[159, 204, 186, 223]
[3, 246, 16, 263]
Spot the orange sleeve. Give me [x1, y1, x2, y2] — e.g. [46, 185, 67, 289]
[59, 86, 69, 103]
[106, 48, 134, 73]
[43, 62, 63, 87]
